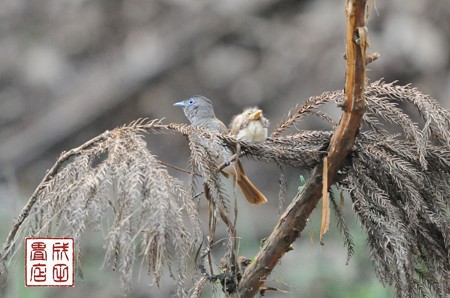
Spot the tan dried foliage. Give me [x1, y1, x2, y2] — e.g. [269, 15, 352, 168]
[1, 82, 449, 297]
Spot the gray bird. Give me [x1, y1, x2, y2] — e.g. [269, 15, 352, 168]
[174, 96, 267, 205]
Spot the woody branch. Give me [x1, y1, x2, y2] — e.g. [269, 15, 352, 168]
[236, 0, 368, 296]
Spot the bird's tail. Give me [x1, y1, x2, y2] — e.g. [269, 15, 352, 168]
[235, 163, 267, 205]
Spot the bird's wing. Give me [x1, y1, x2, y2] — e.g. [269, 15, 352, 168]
[210, 117, 229, 133]
[197, 117, 228, 133]
[229, 114, 245, 136]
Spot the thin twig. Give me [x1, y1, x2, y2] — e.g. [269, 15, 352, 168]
[157, 160, 198, 176]
[204, 185, 217, 276]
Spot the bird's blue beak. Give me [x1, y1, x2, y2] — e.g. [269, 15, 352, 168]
[173, 101, 186, 107]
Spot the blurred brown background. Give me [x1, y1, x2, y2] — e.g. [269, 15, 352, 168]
[0, 0, 448, 297]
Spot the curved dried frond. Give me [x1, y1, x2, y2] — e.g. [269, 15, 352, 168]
[368, 80, 450, 147]
[268, 81, 449, 297]
[329, 188, 354, 265]
[3, 125, 202, 296]
[221, 131, 329, 169]
[343, 132, 450, 297]
[273, 90, 343, 136]
[361, 113, 389, 136]
[365, 95, 428, 168]
[187, 131, 230, 214]
[274, 81, 448, 153]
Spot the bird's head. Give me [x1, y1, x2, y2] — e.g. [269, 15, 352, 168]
[241, 107, 263, 121]
[174, 96, 215, 123]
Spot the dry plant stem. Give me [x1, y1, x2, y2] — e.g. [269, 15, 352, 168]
[204, 184, 238, 278]
[237, 0, 368, 296]
[319, 156, 330, 245]
[219, 208, 238, 275]
[204, 185, 217, 276]
[157, 160, 201, 176]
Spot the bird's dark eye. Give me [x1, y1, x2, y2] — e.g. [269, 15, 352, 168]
[188, 98, 195, 105]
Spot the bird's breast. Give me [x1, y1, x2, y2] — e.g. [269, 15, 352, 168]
[237, 121, 268, 142]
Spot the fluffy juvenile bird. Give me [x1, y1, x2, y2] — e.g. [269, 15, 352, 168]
[229, 107, 269, 142]
[174, 96, 267, 205]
